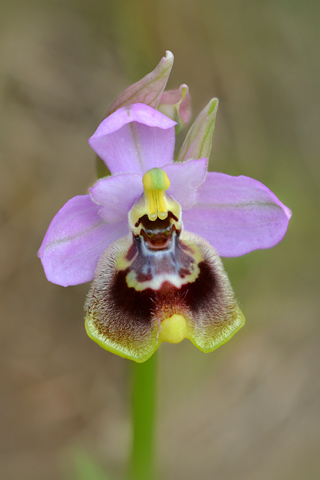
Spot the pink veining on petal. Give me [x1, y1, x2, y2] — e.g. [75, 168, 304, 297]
[183, 172, 291, 257]
[38, 195, 128, 286]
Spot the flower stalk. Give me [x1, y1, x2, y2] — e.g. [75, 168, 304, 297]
[129, 353, 158, 480]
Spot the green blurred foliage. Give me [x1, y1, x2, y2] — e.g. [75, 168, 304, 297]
[72, 451, 109, 480]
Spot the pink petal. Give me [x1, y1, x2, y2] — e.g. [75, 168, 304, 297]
[89, 103, 176, 175]
[182, 173, 292, 257]
[107, 51, 174, 114]
[162, 158, 208, 209]
[90, 173, 143, 223]
[159, 84, 192, 126]
[38, 195, 128, 286]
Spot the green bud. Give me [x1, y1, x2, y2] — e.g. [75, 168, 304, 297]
[177, 98, 218, 161]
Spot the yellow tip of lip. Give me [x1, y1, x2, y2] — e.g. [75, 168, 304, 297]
[159, 314, 189, 344]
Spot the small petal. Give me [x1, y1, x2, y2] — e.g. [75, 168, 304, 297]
[89, 103, 176, 175]
[177, 98, 218, 162]
[183, 172, 292, 257]
[162, 158, 207, 209]
[158, 84, 191, 129]
[90, 173, 143, 223]
[107, 51, 174, 115]
[38, 195, 128, 286]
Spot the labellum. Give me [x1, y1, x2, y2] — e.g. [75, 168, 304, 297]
[85, 168, 245, 362]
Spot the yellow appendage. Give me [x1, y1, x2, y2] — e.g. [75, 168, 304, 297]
[142, 168, 171, 221]
[159, 314, 189, 344]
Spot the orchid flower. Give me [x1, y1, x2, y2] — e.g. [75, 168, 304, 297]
[38, 52, 291, 363]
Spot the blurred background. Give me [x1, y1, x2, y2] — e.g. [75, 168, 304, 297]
[1, 0, 319, 479]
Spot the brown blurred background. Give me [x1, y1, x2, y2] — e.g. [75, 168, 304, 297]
[1, 0, 319, 479]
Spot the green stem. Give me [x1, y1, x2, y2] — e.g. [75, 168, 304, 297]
[129, 353, 158, 480]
